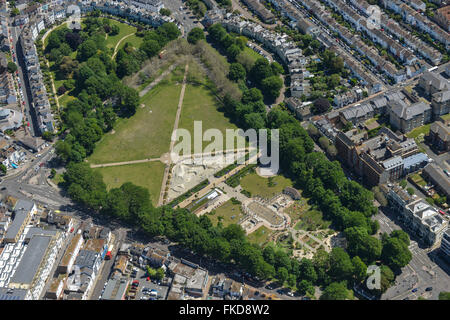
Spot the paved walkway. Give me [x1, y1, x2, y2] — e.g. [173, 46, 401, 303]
[112, 33, 135, 59]
[139, 64, 178, 97]
[158, 63, 189, 206]
[89, 157, 162, 168]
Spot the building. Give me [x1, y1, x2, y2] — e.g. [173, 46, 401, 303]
[433, 5, 450, 32]
[419, 71, 450, 97]
[335, 127, 429, 186]
[101, 278, 129, 300]
[431, 89, 450, 119]
[4, 199, 36, 243]
[421, 163, 450, 198]
[0, 108, 23, 132]
[241, 0, 276, 24]
[58, 233, 83, 274]
[389, 101, 432, 133]
[440, 228, 450, 263]
[128, 0, 164, 13]
[45, 276, 65, 300]
[386, 187, 448, 247]
[8, 232, 63, 300]
[426, 120, 450, 152]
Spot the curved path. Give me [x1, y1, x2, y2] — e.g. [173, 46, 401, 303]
[112, 33, 135, 59]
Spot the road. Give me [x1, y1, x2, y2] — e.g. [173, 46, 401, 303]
[374, 207, 450, 300]
[162, 0, 201, 35]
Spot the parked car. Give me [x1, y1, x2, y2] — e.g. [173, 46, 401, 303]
[412, 288, 418, 293]
[425, 287, 432, 292]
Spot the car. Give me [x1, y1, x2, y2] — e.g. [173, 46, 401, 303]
[425, 287, 432, 292]
[276, 289, 284, 295]
[412, 288, 418, 293]
[286, 291, 294, 297]
[254, 291, 260, 296]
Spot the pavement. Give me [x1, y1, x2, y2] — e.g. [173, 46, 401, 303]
[162, 0, 201, 35]
[375, 207, 450, 300]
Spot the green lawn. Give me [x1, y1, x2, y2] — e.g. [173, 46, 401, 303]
[177, 84, 239, 152]
[51, 173, 65, 186]
[441, 114, 450, 121]
[105, 20, 137, 49]
[247, 225, 274, 246]
[406, 124, 431, 139]
[88, 81, 181, 164]
[58, 94, 76, 109]
[240, 173, 293, 199]
[242, 47, 263, 64]
[120, 34, 143, 50]
[207, 199, 245, 227]
[94, 161, 165, 205]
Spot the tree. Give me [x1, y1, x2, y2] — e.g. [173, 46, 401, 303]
[77, 39, 97, 61]
[351, 256, 367, 283]
[399, 179, 407, 188]
[57, 86, 67, 95]
[65, 32, 83, 50]
[261, 75, 283, 101]
[381, 236, 412, 271]
[318, 136, 329, 150]
[187, 27, 205, 44]
[155, 267, 165, 280]
[276, 267, 288, 284]
[7, 62, 17, 73]
[110, 24, 120, 36]
[160, 8, 171, 16]
[140, 39, 161, 58]
[407, 187, 414, 195]
[312, 98, 330, 114]
[42, 131, 54, 142]
[0, 163, 6, 175]
[10, 7, 19, 17]
[242, 88, 263, 104]
[228, 63, 246, 81]
[297, 280, 315, 296]
[320, 282, 350, 300]
[329, 248, 354, 282]
[226, 44, 241, 61]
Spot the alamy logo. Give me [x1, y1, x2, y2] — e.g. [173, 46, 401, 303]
[366, 5, 381, 30]
[366, 265, 381, 290]
[172, 121, 279, 176]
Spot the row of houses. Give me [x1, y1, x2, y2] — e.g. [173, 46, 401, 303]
[324, 0, 420, 71]
[350, 0, 442, 66]
[382, 0, 450, 50]
[241, 0, 276, 24]
[80, 0, 174, 28]
[297, 0, 383, 93]
[19, 13, 56, 135]
[383, 184, 448, 248]
[46, 218, 111, 300]
[221, 14, 311, 100]
[335, 71, 448, 133]
[0, 199, 75, 300]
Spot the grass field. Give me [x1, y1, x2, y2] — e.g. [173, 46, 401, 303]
[247, 225, 274, 246]
[242, 47, 263, 64]
[177, 84, 238, 152]
[105, 20, 137, 49]
[240, 173, 293, 199]
[58, 94, 76, 109]
[441, 113, 450, 121]
[207, 200, 245, 227]
[88, 81, 181, 164]
[406, 124, 431, 139]
[94, 161, 165, 205]
[120, 34, 143, 51]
